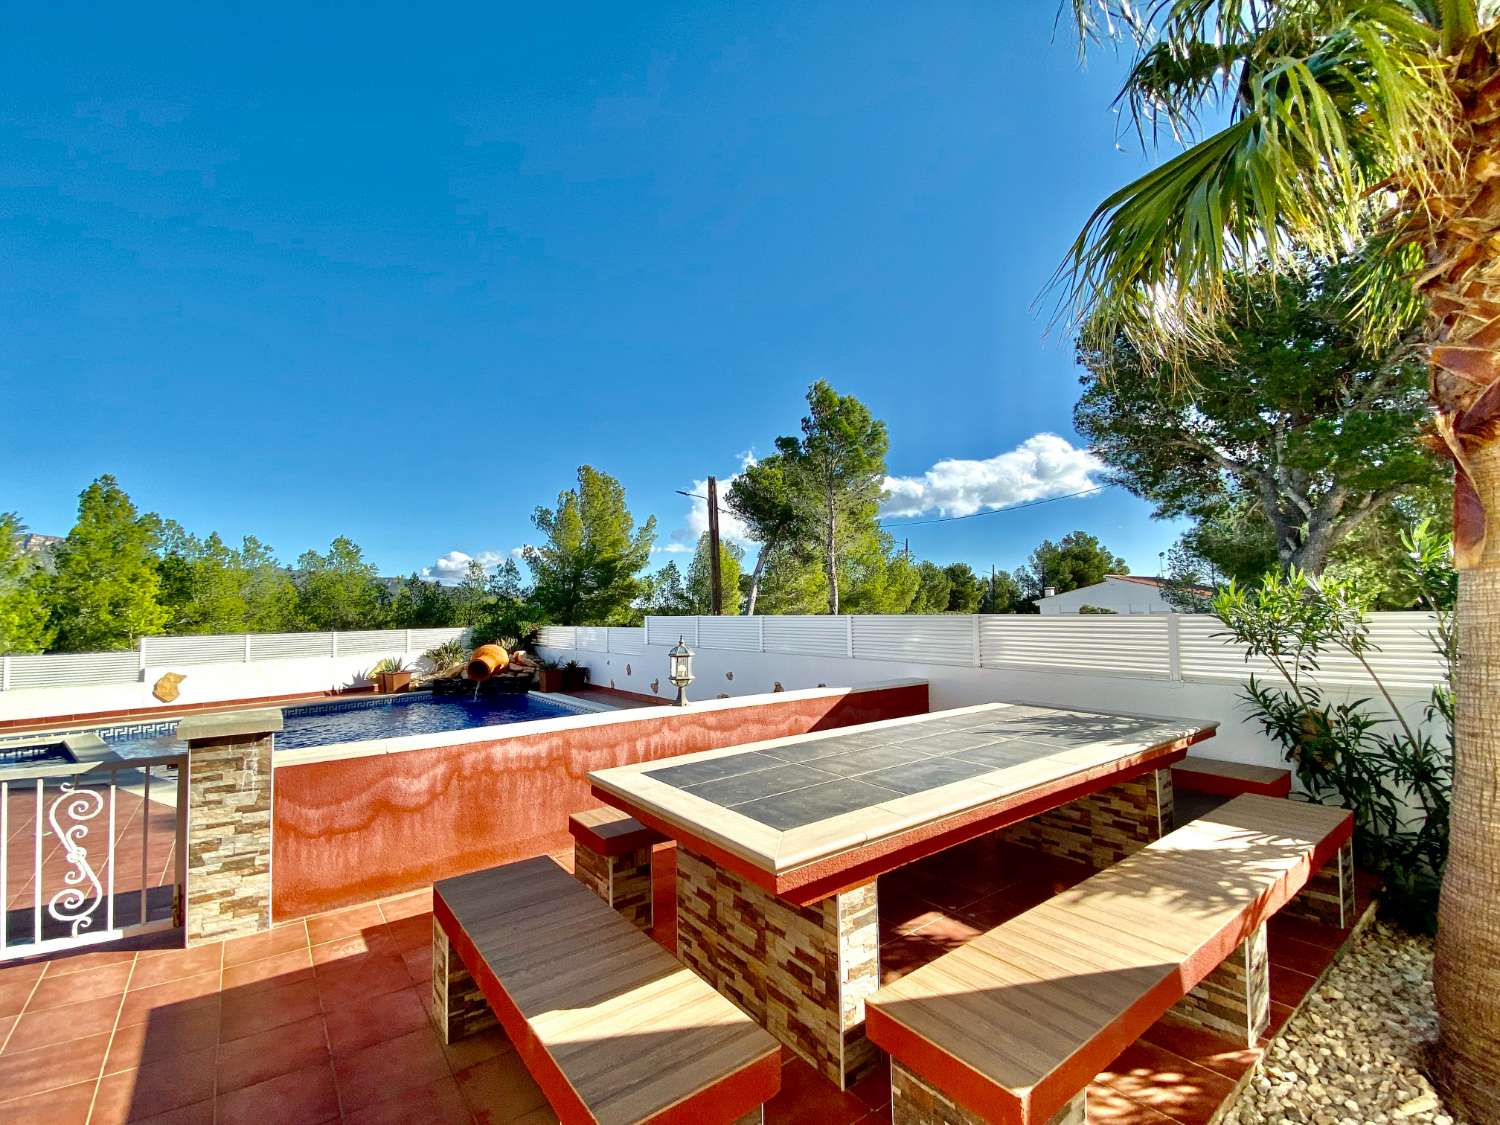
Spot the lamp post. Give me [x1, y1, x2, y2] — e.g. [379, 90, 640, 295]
[668, 636, 694, 707]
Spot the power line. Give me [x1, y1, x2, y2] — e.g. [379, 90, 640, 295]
[877, 484, 1112, 528]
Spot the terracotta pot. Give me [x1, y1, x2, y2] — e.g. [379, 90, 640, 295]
[377, 670, 413, 694]
[537, 668, 564, 693]
[465, 644, 509, 682]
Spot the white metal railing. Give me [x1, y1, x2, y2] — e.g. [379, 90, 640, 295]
[0, 627, 470, 692]
[544, 613, 1448, 695]
[0, 750, 187, 960]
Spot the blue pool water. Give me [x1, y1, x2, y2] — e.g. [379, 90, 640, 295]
[93, 691, 590, 755]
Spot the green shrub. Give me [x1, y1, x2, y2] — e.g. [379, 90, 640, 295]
[1211, 522, 1453, 933]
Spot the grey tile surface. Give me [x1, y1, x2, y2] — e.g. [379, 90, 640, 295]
[807, 744, 933, 777]
[860, 756, 997, 796]
[732, 778, 900, 831]
[953, 742, 1045, 769]
[683, 762, 831, 806]
[647, 749, 783, 787]
[643, 708, 1180, 829]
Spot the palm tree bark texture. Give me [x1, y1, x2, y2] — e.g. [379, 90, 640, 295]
[1426, 38, 1500, 1120]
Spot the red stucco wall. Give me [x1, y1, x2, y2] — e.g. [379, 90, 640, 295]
[271, 682, 928, 918]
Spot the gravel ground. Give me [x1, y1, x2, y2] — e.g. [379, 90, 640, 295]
[1225, 921, 1457, 1125]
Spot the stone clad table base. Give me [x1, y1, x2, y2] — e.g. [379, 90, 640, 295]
[994, 767, 1172, 869]
[675, 846, 881, 1089]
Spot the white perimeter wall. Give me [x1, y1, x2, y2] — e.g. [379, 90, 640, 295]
[0, 653, 392, 725]
[537, 638, 1440, 774]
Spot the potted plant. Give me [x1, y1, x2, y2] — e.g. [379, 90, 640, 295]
[561, 659, 589, 691]
[535, 658, 564, 693]
[372, 656, 414, 694]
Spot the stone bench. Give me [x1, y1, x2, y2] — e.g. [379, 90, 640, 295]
[568, 806, 666, 930]
[866, 794, 1354, 1125]
[432, 856, 781, 1124]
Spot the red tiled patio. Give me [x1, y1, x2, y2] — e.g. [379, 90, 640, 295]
[0, 826, 1366, 1125]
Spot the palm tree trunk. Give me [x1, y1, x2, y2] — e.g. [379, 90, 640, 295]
[1425, 50, 1500, 1107]
[1435, 446, 1500, 1123]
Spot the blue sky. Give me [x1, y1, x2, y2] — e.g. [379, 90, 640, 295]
[1, 2, 1185, 582]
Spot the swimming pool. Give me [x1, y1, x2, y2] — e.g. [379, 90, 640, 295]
[90, 691, 595, 755]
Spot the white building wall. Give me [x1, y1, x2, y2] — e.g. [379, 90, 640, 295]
[1036, 578, 1176, 615]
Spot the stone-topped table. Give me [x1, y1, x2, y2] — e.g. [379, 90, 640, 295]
[589, 701, 1217, 1089]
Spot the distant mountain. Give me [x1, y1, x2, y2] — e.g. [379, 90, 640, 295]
[16, 533, 61, 572]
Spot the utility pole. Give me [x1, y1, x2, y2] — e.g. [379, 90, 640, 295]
[707, 476, 722, 616]
[903, 537, 910, 561]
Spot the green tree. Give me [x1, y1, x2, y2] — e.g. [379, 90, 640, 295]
[977, 569, 1024, 615]
[725, 453, 811, 615]
[525, 466, 656, 625]
[1062, 2, 1500, 1104]
[1076, 255, 1439, 575]
[183, 533, 252, 633]
[388, 573, 457, 628]
[239, 536, 297, 632]
[907, 561, 953, 614]
[686, 534, 744, 616]
[294, 537, 385, 631]
[1015, 532, 1126, 607]
[452, 560, 494, 627]
[47, 475, 168, 651]
[840, 530, 921, 614]
[780, 381, 889, 614]
[746, 543, 827, 615]
[943, 563, 984, 614]
[0, 513, 52, 653]
[646, 562, 692, 617]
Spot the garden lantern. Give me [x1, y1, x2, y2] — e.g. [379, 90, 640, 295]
[668, 636, 694, 707]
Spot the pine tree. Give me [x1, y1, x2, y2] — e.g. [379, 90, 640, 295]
[47, 475, 168, 651]
[0, 513, 52, 653]
[525, 466, 656, 625]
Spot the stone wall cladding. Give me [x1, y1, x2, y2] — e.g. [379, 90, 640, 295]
[1284, 839, 1355, 929]
[185, 732, 273, 945]
[1168, 921, 1270, 1047]
[676, 846, 880, 1089]
[995, 768, 1171, 869]
[890, 1061, 1085, 1125]
[431, 920, 498, 1045]
[572, 840, 653, 929]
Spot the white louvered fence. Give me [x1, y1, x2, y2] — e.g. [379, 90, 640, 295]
[0, 627, 470, 692]
[537, 613, 1449, 694]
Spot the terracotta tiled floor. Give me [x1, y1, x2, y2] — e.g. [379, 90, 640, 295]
[0, 833, 1362, 1124]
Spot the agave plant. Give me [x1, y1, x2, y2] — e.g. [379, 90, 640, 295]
[370, 655, 410, 675]
[1063, 1, 1500, 1112]
[422, 638, 469, 672]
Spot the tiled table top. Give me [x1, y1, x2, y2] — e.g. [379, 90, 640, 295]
[590, 702, 1216, 899]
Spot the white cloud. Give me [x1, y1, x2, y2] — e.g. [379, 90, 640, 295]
[653, 543, 692, 554]
[881, 434, 1105, 519]
[421, 548, 521, 584]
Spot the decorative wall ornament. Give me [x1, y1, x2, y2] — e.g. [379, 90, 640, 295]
[47, 782, 106, 937]
[152, 672, 186, 702]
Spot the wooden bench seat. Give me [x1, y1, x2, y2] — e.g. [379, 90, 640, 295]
[866, 794, 1353, 1125]
[433, 856, 780, 1124]
[569, 807, 667, 929]
[1172, 755, 1292, 799]
[570, 806, 667, 855]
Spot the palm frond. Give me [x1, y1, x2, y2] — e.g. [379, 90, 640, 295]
[1061, 0, 1457, 364]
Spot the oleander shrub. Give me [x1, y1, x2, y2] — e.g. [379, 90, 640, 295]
[1212, 522, 1454, 932]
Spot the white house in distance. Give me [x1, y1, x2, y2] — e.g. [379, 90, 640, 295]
[1034, 574, 1201, 615]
